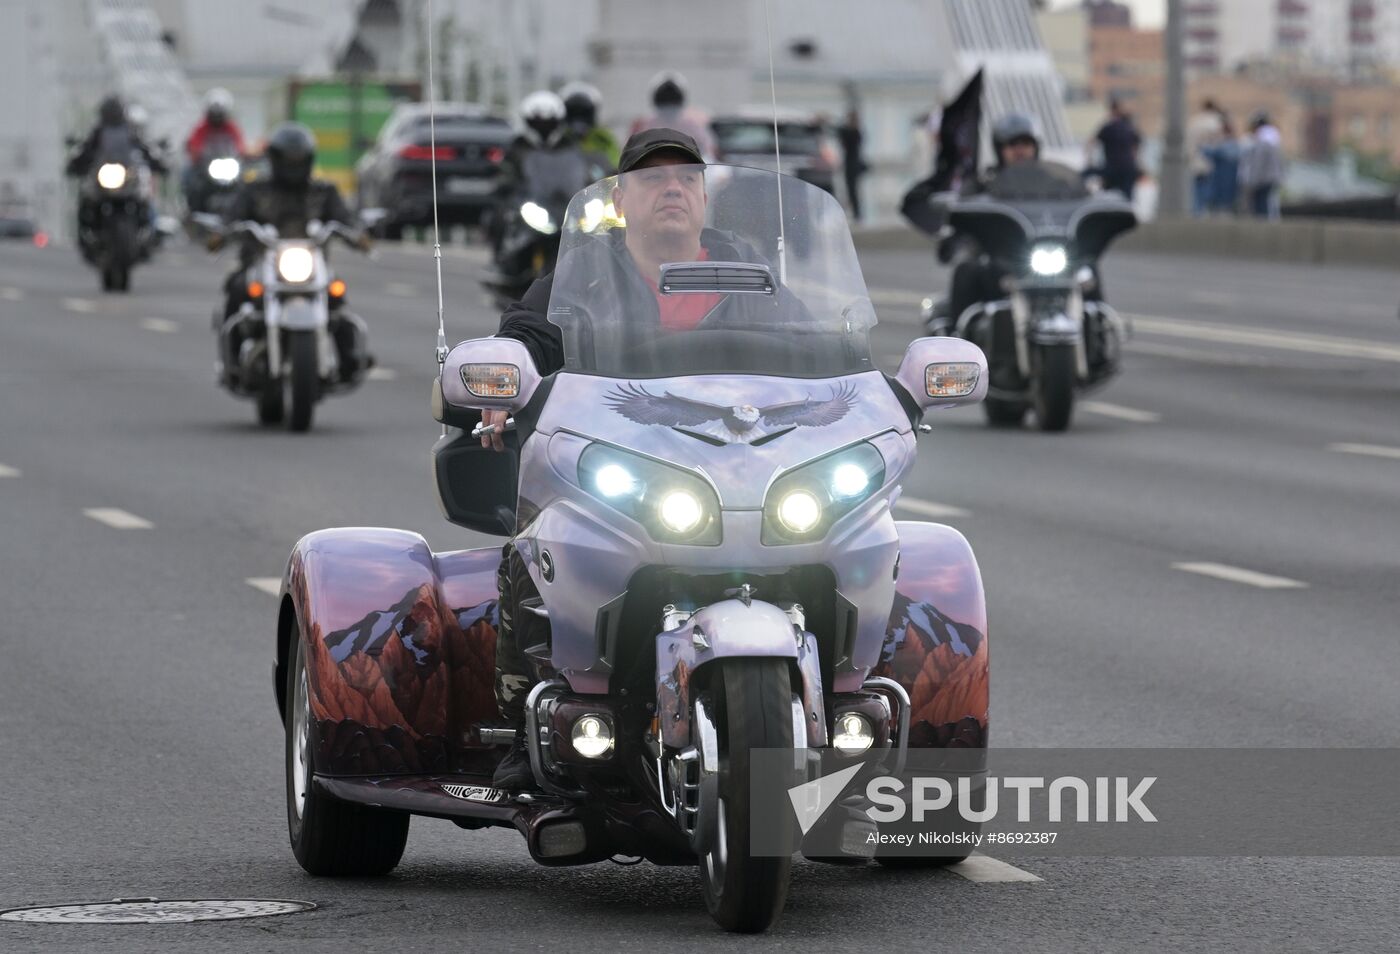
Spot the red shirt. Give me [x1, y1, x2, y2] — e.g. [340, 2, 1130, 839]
[186, 120, 246, 160]
[641, 247, 724, 331]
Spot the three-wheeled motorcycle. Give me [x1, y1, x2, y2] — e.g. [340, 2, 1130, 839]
[273, 165, 991, 932]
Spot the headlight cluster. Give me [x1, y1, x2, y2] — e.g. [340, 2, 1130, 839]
[276, 245, 316, 283]
[96, 163, 128, 190]
[762, 443, 885, 545]
[1029, 243, 1069, 277]
[520, 201, 557, 235]
[578, 444, 721, 545]
[207, 157, 240, 183]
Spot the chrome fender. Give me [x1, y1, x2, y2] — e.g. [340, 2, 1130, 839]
[656, 598, 827, 750]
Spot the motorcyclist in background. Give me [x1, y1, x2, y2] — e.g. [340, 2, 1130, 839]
[66, 96, 168, 255]
[487, 90, 573, 256]
[560, 81, 620, 171]
[206, 122, 373, 384]
[185, 88, 246, 165]
[629, 71, 716, 160]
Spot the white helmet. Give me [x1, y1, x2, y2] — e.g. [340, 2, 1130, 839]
[204, 87, 234, 124]
[519, 90, 566, 144]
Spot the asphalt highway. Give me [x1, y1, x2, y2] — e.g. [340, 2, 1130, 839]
[1, 232, 1398, 952]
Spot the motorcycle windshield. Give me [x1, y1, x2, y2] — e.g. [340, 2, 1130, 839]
[546, 163, 875, 379]
[520, 149, 596, 208]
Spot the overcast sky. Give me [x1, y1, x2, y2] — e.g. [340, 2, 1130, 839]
[1049, 0, 1166, 28]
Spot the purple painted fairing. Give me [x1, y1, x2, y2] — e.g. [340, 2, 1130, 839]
[282, 528, 503, 775]
[654, 599, 827, 749]
[872, 521, 989, 747]
[514, 369, 916, 694]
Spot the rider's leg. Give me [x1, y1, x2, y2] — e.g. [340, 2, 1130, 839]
[492, 542, 545, 791]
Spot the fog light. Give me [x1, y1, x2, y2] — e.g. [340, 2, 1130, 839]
[833, 712, 874, 755]
[571, 714, 614, 758]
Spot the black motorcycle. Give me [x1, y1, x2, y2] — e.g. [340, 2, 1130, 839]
[483, 147, 600, 306]
[70, 141, 161, 292]
[185, 132, 244, 219]
[920, 163, 1137, 431]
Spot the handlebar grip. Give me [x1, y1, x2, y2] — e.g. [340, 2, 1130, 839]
[470, 417, 516, 438]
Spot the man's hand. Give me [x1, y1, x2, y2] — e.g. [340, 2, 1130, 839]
[205, 231, 224, 253]
[480, 409, 509, 451]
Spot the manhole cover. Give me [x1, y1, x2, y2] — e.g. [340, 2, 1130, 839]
[0, 899, 316, 924]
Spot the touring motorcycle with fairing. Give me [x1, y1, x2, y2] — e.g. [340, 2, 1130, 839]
[273, 166, 991, 932]
[919, 162, 1137, 431]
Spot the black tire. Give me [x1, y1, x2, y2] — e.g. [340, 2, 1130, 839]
[285, 629, 409, 876]
[286, 331, 318, 432]
[1032, 344, 1076, 432]
[983, 397, 1027, 428]
[381, 221, 404, 242]
[100, 267, 116, 292]
[700, 658, 794, 934]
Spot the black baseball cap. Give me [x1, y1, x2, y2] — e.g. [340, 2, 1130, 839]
[617, 128, 705, 174]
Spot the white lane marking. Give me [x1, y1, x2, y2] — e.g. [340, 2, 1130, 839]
[948, 855, 1043, 883]
[895, 497, 972, 519]
[1172, 562, 1307, 590]
[1129, 313, 1400, 364]
[140, 317, 179, 333]
[0, 286, 23, 301]
[386, 282, 418, 297]
[1127, 340, 1281, 368]
[0, 463, 20, 478]
[83, 507, 153, 529]
[63, 298, 96, 313]
[1329, 442, 1400, 461]
[870, 289, 932, 309]
[246, 577, 282, 597]
[1080, 400, 1161, 424]
[367, 367, 398, 381]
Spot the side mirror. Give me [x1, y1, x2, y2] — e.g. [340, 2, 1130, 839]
[433, 337, 541, 424]
[895, 337, 987, 411]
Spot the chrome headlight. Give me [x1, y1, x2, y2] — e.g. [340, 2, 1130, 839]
[1030, 244, 1068, 277]
[579, 444, 721, 544]
[520, 201, 557, 235]
[96, 163, 127, 190]
[276, 246, 316, 283]
[207, 157, 240, 183]
[762, 443, 885, 544]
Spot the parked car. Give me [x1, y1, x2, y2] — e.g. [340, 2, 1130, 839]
[0, 216, 46, 246]
[355, 102, 512, 238]
[710, 109, 839, 194]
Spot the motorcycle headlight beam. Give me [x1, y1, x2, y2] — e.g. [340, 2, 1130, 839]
[1030, 244, 1069, 277]
[520, 201, 557, 235]
[762, 442, 885, 545]
[96, 163, 127, 190]
[578, 444, 721, 545]
[207, 157, 240, 183]
[276, 246, 316, 283]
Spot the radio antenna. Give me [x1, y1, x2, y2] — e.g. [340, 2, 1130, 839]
[427, 0, 447, 374]
[762, 0, 787, 285]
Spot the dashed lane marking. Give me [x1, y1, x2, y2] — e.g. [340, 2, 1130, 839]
[1172, 562, 1307, 590]
[1080, 400, 1161, 424]
[0, 286, 22, 301]
[246, 577, 282, 596]
[63, 298, 96, 313]
[1329, 442, 1400, 461]
[1128, 314, 1400, 364]
[385, 282, 419, 297]
[895, 497, 972, 520]
[83, 507, 153, 529]
[367, 367, 398, 381]
[0, 464, 19, 478]
[948, 855, 1043, 883]
[140, 317, 179, 333]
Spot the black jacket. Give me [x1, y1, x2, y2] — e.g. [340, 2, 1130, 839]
[67, 124, 166, 177]
[497, 227, 810, 377]
[223, 178, 354, 265]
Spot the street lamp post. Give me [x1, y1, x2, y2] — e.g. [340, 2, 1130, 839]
[1159, 0, 1188, 218]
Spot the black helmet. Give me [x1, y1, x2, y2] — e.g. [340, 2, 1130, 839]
[560, 81, 600, 130]
[99, 96, 125, 127]
[266, 122, 316, 187]
[651, 72, 686, 109]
